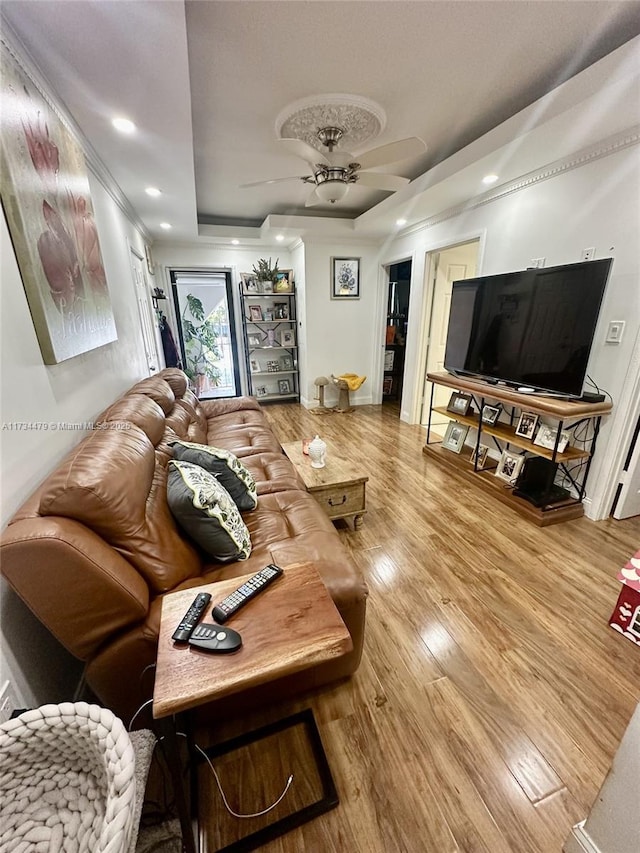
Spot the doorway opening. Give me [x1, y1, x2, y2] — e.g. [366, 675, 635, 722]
[420, 239, 480, 435]
[383, 259, 412, 411]
[170, 270, 241, 399]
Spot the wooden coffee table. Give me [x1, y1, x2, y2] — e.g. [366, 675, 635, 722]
[153, 562, 352, 852]
[282, 440, 368, 529]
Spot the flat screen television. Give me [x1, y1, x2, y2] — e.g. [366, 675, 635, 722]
[443, 258, 612, 398]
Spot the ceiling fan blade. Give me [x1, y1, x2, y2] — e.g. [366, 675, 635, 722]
[355, 137, 427, 170]
[240, 175, 309, 188]
[279, 138, 330, 167]
[305, 186, 321, 207]
[357, 172, 410, 192]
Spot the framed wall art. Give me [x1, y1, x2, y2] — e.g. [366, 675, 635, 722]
[331, 257, 360, 299]
[1, 42, 117, 363]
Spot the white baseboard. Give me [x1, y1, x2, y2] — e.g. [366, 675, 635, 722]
[563, 822, 602, 853]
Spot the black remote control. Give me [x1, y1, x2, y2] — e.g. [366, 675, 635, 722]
[171, 591, 212, 643]
[212, 564, 283, 623]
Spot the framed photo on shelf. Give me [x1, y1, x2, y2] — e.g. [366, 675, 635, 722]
[280, 355, 293, 370]
[248, 305, 263, 322]
[240, 273, 261, 293]
[470, 444, 490, 469]
[263, 308, 274, 321]
[331, 257, 360, 299]
[495, 450, 525, 484]
[481, 403, 502, 425]
[274, 270, 293, 293]
[515, 411, 539, 439]
[274, 302, 289, 319]
[278, 379, 291, 394]
[248, 334, 261, 347]
[280, 329, 296, 347]
[266, 360, 280, 372]
[255, 385, 267, 398]
[533, 424, 571, 453]
[250, 359, 260, 373]
[446, 391, 473, 417]
[384, 349, 395, 371]
[383, 377, 393, 395]
[442, 421, 469, 454]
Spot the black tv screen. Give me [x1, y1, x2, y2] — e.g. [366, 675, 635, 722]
[444, 258, 612, 397]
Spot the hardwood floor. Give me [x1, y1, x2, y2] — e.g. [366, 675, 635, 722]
[200, 402, 640, 853]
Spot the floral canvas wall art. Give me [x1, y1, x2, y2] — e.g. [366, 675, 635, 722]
[0, 42, 117, 363]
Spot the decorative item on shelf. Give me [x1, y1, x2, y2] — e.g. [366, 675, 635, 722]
[446, 391, 473, 417]
[331, 257, 360, 299]
[240, 272, 261, 293]
[252, 257, 280, 293]
[495, 449, 526, 484]
[274, 302, 289, 319]
[267, 328, 277, 346]
[249, 305, 263, 321]
[274, 270, 293, 293]
[281, 355, 293, 370]
[266, 360, 280, 372]
[278, 379, 291, 394]
[248, 334, 261, 347]
[386, 325, 396, 345]
[311, 376, 332, 415]
[481, 403, 502, 425]
[331, 373, 366, 413]
[280, 329, 296, 347]
[264, 308, 274, 321]
[255, 385, 267, 398]
[250, 359, 260, 373]
[470, 444, 490, 469]
[442, 421, 469, 454]
[515, 411, 540, 439]
[533, 424, 571, 453]
[384, 350, 394, 371]
[383, 377, 393, 395]
[308, 435, 327, 468]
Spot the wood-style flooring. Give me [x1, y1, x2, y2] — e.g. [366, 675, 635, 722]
[199, 402, 640, 853]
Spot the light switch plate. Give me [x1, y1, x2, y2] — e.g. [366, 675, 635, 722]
[606, 320, 625, 343]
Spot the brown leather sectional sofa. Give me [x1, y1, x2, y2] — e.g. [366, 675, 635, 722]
[0, 369, 368, 723]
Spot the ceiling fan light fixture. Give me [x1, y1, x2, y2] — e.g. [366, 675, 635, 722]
[315, 180, 350, 204]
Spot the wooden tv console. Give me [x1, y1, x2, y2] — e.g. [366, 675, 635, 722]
[423, 372, 612, 526]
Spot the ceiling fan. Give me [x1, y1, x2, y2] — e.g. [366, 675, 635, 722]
[241, 126, 427, 206]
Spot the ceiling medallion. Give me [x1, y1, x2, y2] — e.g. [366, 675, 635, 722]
[275, 94, 386, 151]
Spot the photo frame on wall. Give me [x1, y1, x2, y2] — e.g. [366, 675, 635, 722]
[331, 257, 360, 299]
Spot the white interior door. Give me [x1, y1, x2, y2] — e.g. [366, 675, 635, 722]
[613, 420, 640, 519]
[421, 241, 479, 432]
[130, 248, 161, 374]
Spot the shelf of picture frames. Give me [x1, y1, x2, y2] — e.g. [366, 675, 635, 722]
[431, 406, 591, 462]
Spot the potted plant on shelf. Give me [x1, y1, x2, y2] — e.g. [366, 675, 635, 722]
[252, 257, 279, 293]
[181, 293, 222, 397]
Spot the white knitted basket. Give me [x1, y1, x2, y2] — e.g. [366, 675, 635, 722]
[0, 701, 138, 853]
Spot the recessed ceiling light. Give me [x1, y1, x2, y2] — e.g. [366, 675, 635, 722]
[482, 174, 499, 185]
[145, 187, 161, 197]
[275, 234, 284, 242]
[160, 222, 172, 230]
[112, 117, 136, 134]
[396, 218, 407, 226]
[231, 239, 239, 245]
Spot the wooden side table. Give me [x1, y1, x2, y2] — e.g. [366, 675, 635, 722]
[153, 562, 353, 852]
[281, 440, 368, 529]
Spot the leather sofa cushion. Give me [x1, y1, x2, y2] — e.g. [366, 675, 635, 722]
[38, 425, 202, 592]
[127, 376, 176, 414]
[205, 425, 283, 457]
[241, 452, 305, 494]
[95, 395, 166, 445]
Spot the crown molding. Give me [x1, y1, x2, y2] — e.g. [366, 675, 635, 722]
[1, 21, 152, 243]
[402, 126, 640, 237]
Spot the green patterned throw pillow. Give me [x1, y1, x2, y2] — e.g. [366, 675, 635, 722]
[167, 461, 251, 562]
[169, 440, 258, 512]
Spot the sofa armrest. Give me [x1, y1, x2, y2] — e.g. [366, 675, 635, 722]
[1, 517, 149, 660]
[199, 396, 262, 418]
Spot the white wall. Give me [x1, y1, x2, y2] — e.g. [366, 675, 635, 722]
[384, 143, 640, 517]
[0, 163, 152, 711]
